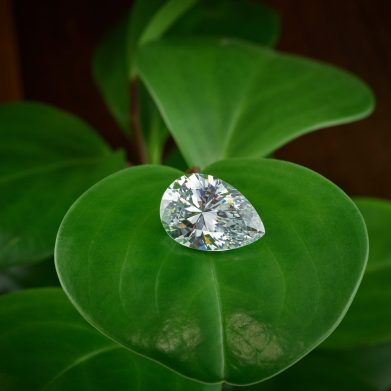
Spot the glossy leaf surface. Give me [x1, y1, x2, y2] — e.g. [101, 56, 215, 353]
[0, 288, 218, 391]
[323, 198, 391, 348]
[137, 38, 374, 167]
[0, 102, 124, 267]
[56, 159, 368, 384]
[231, 343, 391, 391]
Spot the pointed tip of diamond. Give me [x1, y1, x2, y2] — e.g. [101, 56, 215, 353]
[160, 173, 265, 251]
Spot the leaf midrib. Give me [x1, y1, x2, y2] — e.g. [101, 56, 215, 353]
[209, 259, 225, 378]
[221, 61, 316, 159]
[220, 55, 270, 159]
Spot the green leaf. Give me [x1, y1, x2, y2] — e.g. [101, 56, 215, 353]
[0, 102, 125, 267]
[0, 288, 219, 391]
[230, 344, 391, 391]
[55, 159, 367, 384]
[143, 0, 279, 164]
[0, 259, 59, 294]
[166, 0, 280, 46]
[137, 38, 374, 167]
[322, 198, 391, 349]
[138, 0, 198, 46]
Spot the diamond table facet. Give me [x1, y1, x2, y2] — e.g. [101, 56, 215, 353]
[160, 173, 265, 251]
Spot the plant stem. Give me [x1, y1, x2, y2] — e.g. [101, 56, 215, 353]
[186, 166, 201, 173]
[130, 79, 147, 164]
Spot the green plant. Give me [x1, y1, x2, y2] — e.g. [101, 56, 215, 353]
[1, 1, 389, 390]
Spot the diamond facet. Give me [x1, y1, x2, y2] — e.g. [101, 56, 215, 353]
[160, 173, 265, 251]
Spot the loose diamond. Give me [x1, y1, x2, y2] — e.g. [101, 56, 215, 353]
[160, 173, 265, 251]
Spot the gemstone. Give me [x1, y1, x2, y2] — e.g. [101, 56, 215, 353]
[160, 173, 265, 251]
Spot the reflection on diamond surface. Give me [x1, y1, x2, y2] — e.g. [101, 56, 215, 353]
[160, 173, 265, 251]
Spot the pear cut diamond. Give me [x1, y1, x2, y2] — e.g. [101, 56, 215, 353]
[160, 173, 265, 251]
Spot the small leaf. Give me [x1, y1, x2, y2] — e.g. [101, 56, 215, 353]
[322, 198, 391, 349]
[166, 0, 280, 46]
[55, 159, 367, 384]
[138, 0, 198, 47]
[137, 38, 374, 167]
[0, 102, 125, 267]
[231, 344, 391, 391]
[0, 288, 219, 391]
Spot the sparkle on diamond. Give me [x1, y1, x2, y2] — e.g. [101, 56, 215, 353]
[160, 173, 265, 251]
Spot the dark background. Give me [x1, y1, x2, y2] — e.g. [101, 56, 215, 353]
[1, 0, 390, 197]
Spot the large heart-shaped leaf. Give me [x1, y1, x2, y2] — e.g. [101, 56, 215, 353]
[55, 159, 367, 384]
[0, 102, 125, 267]
[230, 343, 391, 391]
[137, 38, 374, 167]
[322, 198, 391, 349]
[0, 288, 218, 391]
